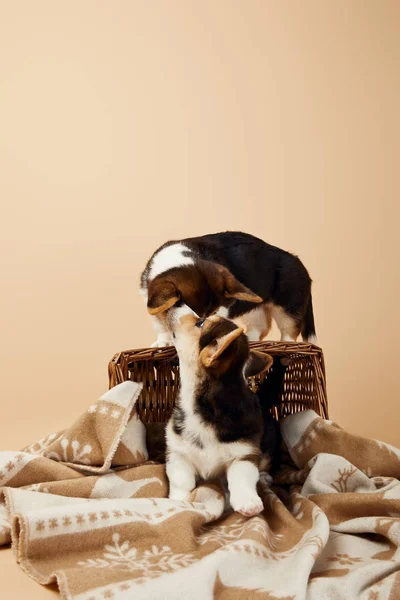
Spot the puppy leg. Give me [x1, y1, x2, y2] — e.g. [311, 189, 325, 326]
[227, 460, 263, 517]
[245, 330, 261, 342]
[166, 452, 196, 501]
[150, 315, 174, 348]
[233, 305, 271, 342]
[271, 306, 301, 342]
[260, 304, 272, 341]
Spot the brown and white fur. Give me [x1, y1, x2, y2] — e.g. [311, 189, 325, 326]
[140, 231, 317, 347]
[165, 303, 274, 517]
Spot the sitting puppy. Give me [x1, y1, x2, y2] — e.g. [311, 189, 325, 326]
[140, 231, 317, 347]
[165, 303, 274, 517]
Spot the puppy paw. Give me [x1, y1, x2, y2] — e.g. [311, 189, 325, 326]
[169, 487, 191, 501]
[230, 491, 264, 517]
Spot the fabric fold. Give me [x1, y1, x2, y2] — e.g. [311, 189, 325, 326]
[1, 392, 400, 599]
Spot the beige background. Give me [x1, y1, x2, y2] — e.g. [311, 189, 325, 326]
[0, 1, 399, 596]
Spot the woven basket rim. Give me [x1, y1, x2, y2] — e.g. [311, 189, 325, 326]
[109, 340, 323, 364]
[108, 340, 328, 422]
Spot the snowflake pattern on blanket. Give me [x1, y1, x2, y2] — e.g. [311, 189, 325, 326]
[1, 383, 400, 599]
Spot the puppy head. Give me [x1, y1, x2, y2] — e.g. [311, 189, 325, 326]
[147, 260, 262, 317]
[166, 304, 272, 379]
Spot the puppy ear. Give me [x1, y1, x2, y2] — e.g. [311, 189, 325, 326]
[147, 279, 180, 315]
[200, 261, 262, 304]
[200, 327, 244, 368]
[223, 271, 263, 303]
[225, 275, 264, 304]
[244, 351, 273, 378]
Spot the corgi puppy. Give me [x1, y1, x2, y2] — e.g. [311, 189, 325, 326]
[140, 231, 317, 347]
[164, 303, 274, 517]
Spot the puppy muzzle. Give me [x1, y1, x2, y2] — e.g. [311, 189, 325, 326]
[166, 304, 199, 331]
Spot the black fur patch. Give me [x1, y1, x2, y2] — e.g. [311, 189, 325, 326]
[171, 406, 204, 448]
[257, 357, 289, 473]
[194, 376, 263, 446]
[171, 406, 185, 436]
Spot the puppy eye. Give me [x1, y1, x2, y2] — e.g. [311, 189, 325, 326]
[196, 319, 206, 328]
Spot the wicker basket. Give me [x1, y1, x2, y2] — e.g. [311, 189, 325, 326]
[108, 342, 328, 424]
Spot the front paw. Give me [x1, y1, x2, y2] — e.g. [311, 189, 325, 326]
[230, 490, 264, 517]
[169, 486, 191, 501]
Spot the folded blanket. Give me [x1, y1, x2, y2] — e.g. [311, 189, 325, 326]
[1, 382, 400, 599]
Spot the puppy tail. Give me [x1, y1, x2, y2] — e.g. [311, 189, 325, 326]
[302, 294, 318, 344]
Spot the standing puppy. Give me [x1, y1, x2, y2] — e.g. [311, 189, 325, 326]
[140, 231, 316, 347]
[165, 304, 274, 517]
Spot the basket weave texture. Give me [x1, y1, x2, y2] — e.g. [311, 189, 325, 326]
[108, 342, 328, 424]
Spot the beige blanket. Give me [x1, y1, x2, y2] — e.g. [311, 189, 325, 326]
[1, 381, 400, 599]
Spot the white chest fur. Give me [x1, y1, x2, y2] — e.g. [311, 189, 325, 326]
[166, 415, 253, 480]
[165, 410, 264, 517]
